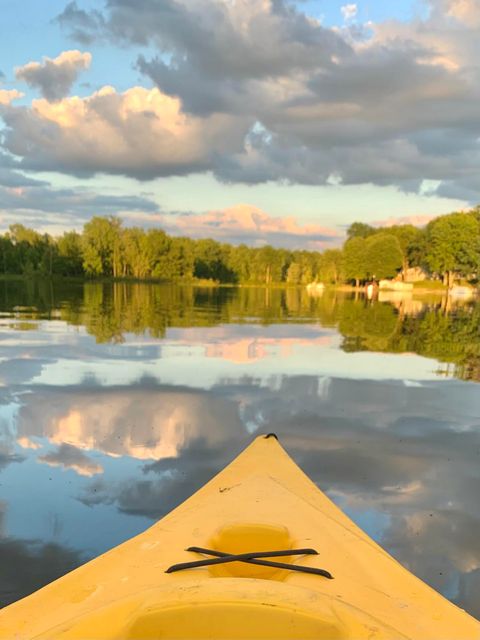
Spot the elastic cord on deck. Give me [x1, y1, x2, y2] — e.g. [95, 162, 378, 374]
[166, 546, 333, 579]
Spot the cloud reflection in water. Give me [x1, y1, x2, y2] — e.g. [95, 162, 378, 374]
[4, 373, 478, 615]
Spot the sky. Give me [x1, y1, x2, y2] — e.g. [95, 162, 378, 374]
[0, 0, 479, 249]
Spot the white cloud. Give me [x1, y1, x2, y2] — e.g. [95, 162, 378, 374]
[341, 4, 358, 21]
[442, 0, 480, 26]
[0, 89, 24, 105]
[15, 50, 91, 101]
[128, 203, 341, 249]
[2, 86, 249, 178]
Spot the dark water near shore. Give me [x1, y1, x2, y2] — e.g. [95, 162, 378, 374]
[0, 280, 479, 618]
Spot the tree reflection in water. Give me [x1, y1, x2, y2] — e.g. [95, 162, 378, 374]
[0, 280, 478, 381]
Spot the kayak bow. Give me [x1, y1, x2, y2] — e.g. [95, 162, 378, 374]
[1, 434, 479, 639]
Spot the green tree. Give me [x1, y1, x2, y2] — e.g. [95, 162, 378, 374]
[286, 261, 302, 284]
[250, 246, 286, 284]
[424, 213, 480, 286]
[296, 251, 315, 284]
[82, 216, 122, 277]
[318, 249, 344, 284]
[471, 205, 480, 222]
[122, 227, 151, 279]
[144, 229, 171, 279]
[168, 237, 195, 280]
[364, 233, 403, 279]
[193, 239, 235, 282]
[0, 236, 18, 274]
[8, 224, 42, 246]
[56, 232, 84, 276]
[7, 224, 54, 276]
[346, 222, 376, 240]
[386, 225, 425, 276]
[227, 244, 251, 283]
[343, 237, 367, 286]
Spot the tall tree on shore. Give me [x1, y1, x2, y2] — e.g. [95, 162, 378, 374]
[364, 233, 403, 279]
[319, 249, 344, 284]
[122, 227, 151, 278]
[286, 261, 301, 284]
[8, 224, 54, 276]
[227, 244, 251, 283]
[145, 229, 171, 279]
[424, 213, 480, 286]
[386, 225, 425, 276]
[343, 237, 367, 287]
[56, 231, 83, 276]
[194, 239, 236, 282]
[168, 237, 195, 280]
[82, 216, 122, 277]
[252, 246, 286, 284]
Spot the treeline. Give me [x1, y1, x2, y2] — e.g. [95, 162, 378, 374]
[0, 207, 479, 285]
[0, 217, 335, 284]
[343, 210, 480, 287]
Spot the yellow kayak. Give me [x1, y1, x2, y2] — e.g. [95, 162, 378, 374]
[1, 434, 479, 639]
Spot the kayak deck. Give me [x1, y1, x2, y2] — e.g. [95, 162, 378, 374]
[1, 434, 479, 639]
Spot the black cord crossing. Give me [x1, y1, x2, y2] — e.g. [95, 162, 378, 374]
[165, 546, 333, 579]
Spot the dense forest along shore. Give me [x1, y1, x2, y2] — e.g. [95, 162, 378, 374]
[1, 207, 479, 288]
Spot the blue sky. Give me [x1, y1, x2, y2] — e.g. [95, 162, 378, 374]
[0, 0, 478, 248]
[0, 0, 152, 97]
[303, 0, 424, 24]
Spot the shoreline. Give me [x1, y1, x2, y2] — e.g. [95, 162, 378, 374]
[0, 274, 476, 297]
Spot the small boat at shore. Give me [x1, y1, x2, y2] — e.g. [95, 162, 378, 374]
[449, 285, 475, 299]
[1, 435, 479, 639]
[378, 280, 414, 292]
[306, 282, 325, 296]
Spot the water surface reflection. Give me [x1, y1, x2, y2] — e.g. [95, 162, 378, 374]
[0, 281, 479, 618]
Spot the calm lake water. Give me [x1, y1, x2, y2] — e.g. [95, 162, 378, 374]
[0, 280, 479, 618]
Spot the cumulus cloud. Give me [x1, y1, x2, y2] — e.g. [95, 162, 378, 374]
[0, 172, 47, 189]
[439, 0, 480, 27]
[15, 50, 91, 102]
[134, 203, 341, 249]
[0, 183, 158, 216]
[383, 509, 480, 618]
[341, 4, 357, 21]
[77, 437, 240, 518]
[55, 2, 105, 45]
[0, 447, 25, 471]
[0, 177, 160, 234]
[0, 144, 160, 231]
[1, 86, 249, 178]
[0, 152, 49, 190]
[370, 0, 480, 69]
[0, 89, 24, 106]
[17, 437, 42, 450]
[0, 0, 474, 201]
[58, 0, 349, 82]
[38, 443, 103, 477]
[17, 385, 245, 462]
[373, 214, 438, 227]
